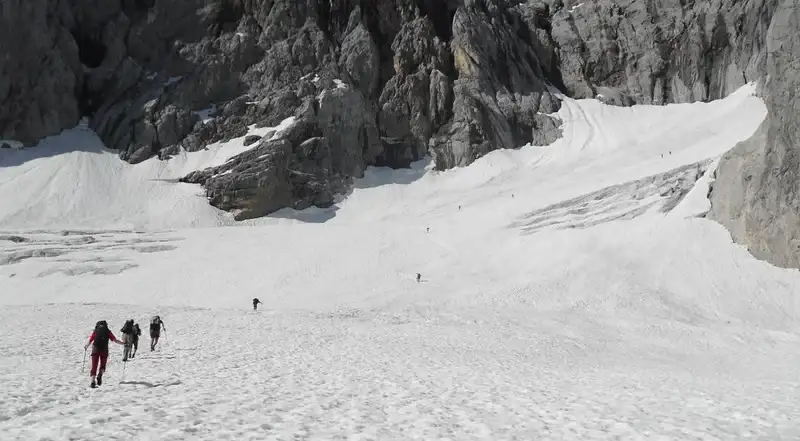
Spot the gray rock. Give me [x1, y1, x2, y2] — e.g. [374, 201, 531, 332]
[710, 0, 800, 269]
[7, 0, 800, 252]
[594, 87, 636, 107]
[317, 84, 382, 173]
[4, 0, 563, 187]
[243, 135, 262, 146]
[379, 71, 436, 158]
[339, 7, 381, 100]
[531, 113, 563, 146]
[428, 69, 455, 129]
[182, 83, 381, 219]
[431, 2, 561, 169]
[549, 0, 772, 104]
[377, 16, 454, 164]
[183, 138, 295, 220]
[0, 0, 81, 144]
[375, 137, 425, 169]
[155, 105, 198, 149]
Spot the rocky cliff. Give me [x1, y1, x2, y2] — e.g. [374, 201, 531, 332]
[709, 0, 800, 269]
[1, 0, 796, 262]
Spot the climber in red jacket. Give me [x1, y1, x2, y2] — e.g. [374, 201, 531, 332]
[84, 320, 124, 388]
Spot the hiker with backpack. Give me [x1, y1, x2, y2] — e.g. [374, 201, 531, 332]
[84, 320, 124, 388]
[132, 323, 142, 358]
[253, 298, 261, 311]
[150, 316, 166, 351]
[120, 319, 136, 361]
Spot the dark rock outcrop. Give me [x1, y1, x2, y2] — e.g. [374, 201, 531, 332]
[181, 80, 380, 220]
[243, 135, 262, 146]
[0, 0, 82, 146]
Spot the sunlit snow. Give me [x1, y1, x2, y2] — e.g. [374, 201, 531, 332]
[1, 85, 798, 440]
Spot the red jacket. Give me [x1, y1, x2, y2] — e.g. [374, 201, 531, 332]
[87, 330, 119, 354]
[87, 330, 119, 344]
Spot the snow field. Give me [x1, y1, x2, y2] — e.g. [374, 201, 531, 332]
[1, 84, 799, 439]
[0, 117, 295, 230]
[1, 304, 798, 440]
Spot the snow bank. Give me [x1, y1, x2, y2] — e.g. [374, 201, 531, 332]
[0, 82, 762, 231]
[0, 118, 295, 230]
[323, 83, 765, 226]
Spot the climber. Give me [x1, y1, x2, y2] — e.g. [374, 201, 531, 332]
[85, 320, 124, 388]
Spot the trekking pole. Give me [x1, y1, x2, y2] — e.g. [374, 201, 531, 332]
[81, 348, 87, 373]
[122, 361, 127, 383]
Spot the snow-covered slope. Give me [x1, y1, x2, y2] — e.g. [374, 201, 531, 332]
[1, 85, 799, 440]
[0, 117, 295, 229]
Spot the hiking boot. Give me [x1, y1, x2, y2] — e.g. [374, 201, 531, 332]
[90, 379, 96, 388]
[97, 371, 103, 386]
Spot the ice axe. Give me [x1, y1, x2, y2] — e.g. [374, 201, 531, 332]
[81, 347, 87, 373]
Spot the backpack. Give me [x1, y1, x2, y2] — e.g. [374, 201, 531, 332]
[121, 319, 134, 334]
[93, 320, 110, 351]
[150, 316, 161, 333]
[134, 324, 141, 336]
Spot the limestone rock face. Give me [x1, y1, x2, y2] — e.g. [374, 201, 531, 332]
[550, 0, 774, 104]
[3, 0, 799, 254]
[709, 0, 800, 269]
[181, 82, 380, 220]
[1, 0, 567, 214]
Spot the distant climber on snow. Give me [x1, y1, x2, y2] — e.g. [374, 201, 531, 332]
[416, 273, 421, 282]
[85, 320, 124, 388]
[253, 298, 262, 311]
[150, 316, 166, 351]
